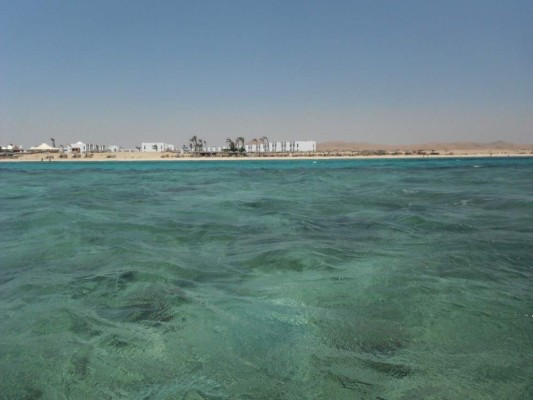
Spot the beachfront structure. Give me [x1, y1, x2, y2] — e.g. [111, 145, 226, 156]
[141, 142, 175, 152]
[68, 142, 109, 153]
[245, 140, 316, 153]
[182, 145, 222, 154]
[29, 143, 59, 152]
[1, 144, 24, 152]
[272, 140, 316, 152]
[68, 142, 86, 153]
[245, 143, 265, 153]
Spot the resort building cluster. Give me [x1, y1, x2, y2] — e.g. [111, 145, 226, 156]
[1, 138, 317, 157]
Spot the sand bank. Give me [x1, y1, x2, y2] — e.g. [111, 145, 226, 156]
[1, 150, 532, 162]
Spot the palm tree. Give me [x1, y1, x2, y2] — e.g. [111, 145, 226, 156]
[189, 135, 198, 152]
[189, 136, 205, 152]
[226, 137, 236, 152]
[50, 138, 56, 148]
[260, 136, 269, 154]
[236, 137, 245, 153]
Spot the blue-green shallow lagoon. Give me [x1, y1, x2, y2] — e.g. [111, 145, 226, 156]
[0, 158, 531, 399]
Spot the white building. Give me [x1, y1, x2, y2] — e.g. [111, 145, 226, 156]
[244, 143, 265, 152]
[68, 142, 109, 153]
[2, 144, 24, 152]
[141, 143, 175, 152]
[245, 140, 316, 153]
[273, 141, 316, 152]
[68, 141, 87, 153]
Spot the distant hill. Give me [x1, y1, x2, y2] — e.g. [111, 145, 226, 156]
[317, 141, 532, 152]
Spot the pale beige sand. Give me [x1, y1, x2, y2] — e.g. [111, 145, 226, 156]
[1, 149, 532, 162]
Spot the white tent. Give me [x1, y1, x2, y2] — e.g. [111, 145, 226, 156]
[30, 143, 59, 152]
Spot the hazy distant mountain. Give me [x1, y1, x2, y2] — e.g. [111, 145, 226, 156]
[317, 141, 532, 152]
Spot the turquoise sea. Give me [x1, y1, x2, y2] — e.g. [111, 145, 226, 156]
[0, 158, 531, 399]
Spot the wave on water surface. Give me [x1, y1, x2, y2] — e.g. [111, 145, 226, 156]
[0, 158, 531, 399]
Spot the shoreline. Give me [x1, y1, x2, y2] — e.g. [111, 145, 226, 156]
[1, 151, 532, 163]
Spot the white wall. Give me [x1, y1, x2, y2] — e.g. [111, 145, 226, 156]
[141, 143, 174, 152]
[69, 142, 86, 153]
[295, 141, 316, 152]
[247, 140, 316, 152]
[68, 142, 111, 153]
[245, 144, 266, 152]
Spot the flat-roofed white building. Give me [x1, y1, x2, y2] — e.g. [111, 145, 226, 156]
[245, 140, 316, 153]
[90, 143, 108, 152]
[244, 143, 265, 152]
[141, 143, 175, 152]
[68, 142, 109, 153]
[68, 141, 87, 153]
[290, 140, 316, 152]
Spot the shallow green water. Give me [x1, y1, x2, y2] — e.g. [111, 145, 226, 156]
[0, 158, 531, 399]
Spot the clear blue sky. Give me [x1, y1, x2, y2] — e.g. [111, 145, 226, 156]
[1, 0, 532, 148]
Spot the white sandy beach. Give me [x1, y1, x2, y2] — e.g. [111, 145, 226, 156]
[1, 149, 532, 162]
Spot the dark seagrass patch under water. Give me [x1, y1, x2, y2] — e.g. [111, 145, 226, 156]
[0, 158, 531, 399]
